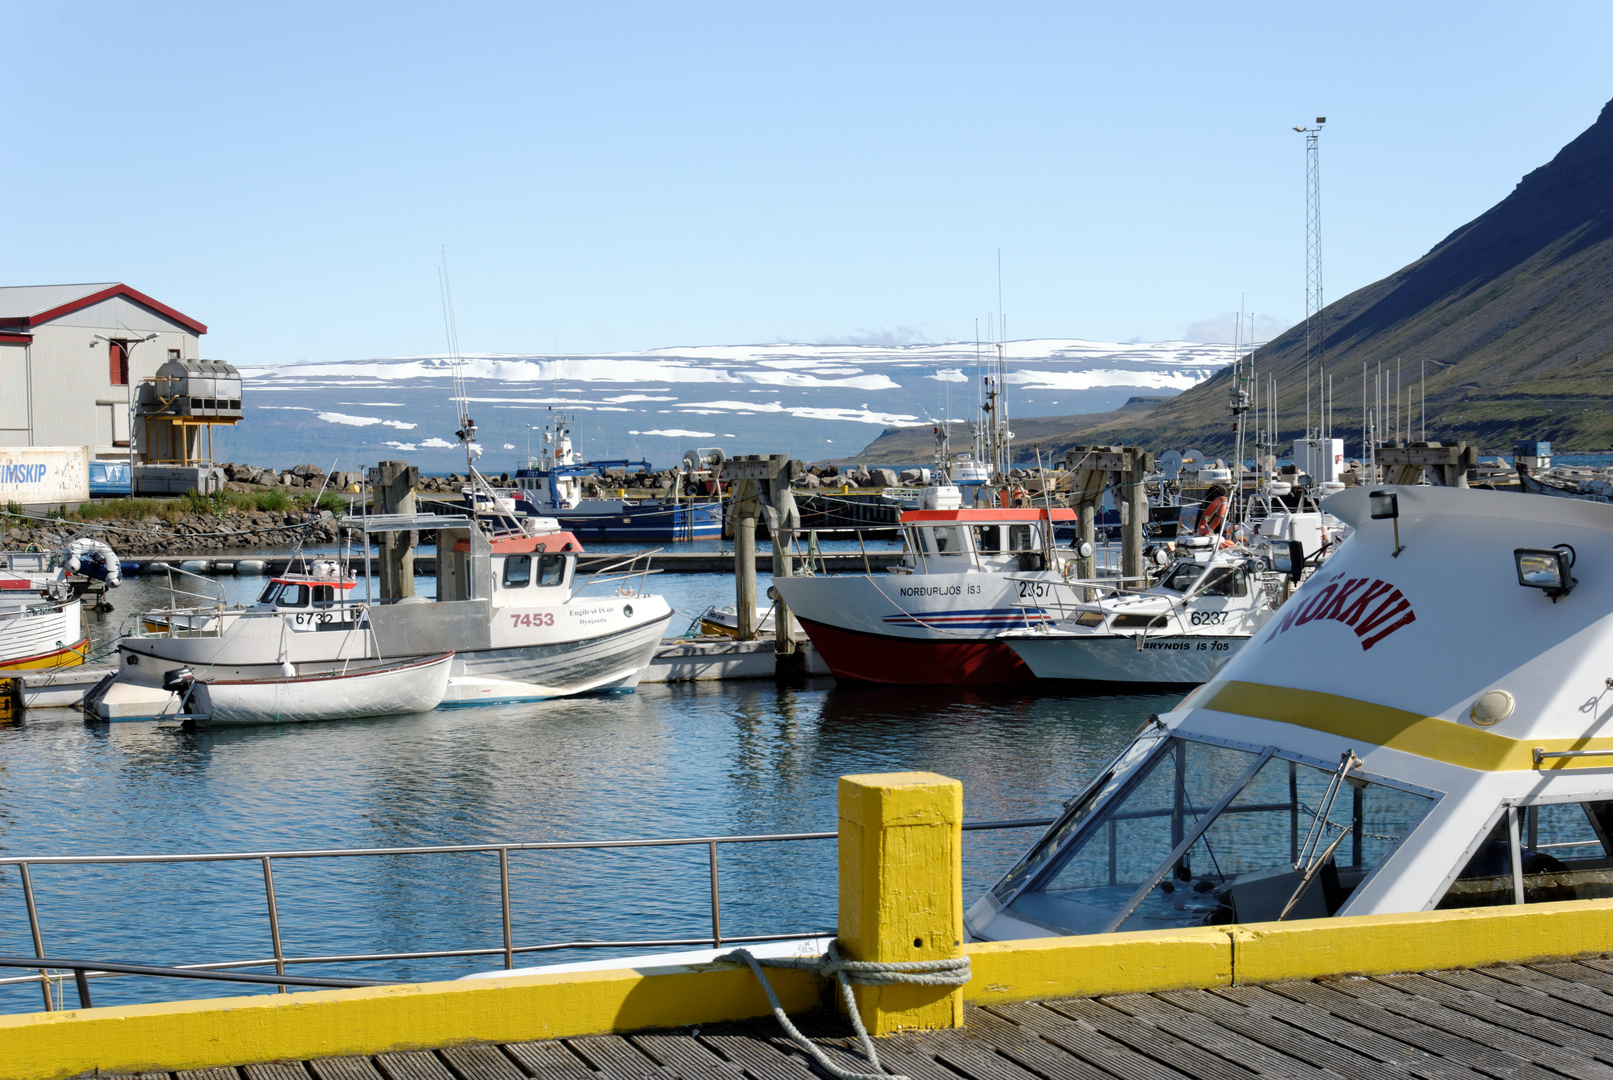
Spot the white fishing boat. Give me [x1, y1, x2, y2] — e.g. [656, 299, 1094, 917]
[998, 536, 1292, 685]
[0, 536, 121, 669]
[769, 497, 1086, 684]
[176, 651, 455, 726]
[968, 484, 1613, 940]
[0, 589, 84, 671]
[106, 514, 673, 711]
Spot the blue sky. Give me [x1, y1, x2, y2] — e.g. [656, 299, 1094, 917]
[5, 2, 1611, 367]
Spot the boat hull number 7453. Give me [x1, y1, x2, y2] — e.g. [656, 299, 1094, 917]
[512, 613, 556, 627]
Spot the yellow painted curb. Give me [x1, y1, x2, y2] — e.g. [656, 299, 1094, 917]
[0, 962, 819, 1080]
[13, 899, 1613, 1079]
[1230, 898, 1613, 983]
[963, 927, 1233, 1003]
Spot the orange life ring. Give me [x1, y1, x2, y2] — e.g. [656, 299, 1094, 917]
[1197, 495, 1228, 536]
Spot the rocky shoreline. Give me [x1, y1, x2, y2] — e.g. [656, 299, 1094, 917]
[2, 457, 1041, 561]
[3, 510, 345, 559]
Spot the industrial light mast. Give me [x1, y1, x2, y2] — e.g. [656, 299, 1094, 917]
[1294, 117, 1326, 440]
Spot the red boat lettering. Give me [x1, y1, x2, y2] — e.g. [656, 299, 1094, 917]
[1262, 574, 1415, 651]
[511, 613, 556, 628]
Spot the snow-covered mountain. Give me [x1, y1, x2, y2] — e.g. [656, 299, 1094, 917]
[219, 339, 1237, 472]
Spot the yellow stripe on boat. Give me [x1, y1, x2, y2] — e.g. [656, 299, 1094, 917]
[0, 638, 89, 671]
[1202, 679, 1613, 771]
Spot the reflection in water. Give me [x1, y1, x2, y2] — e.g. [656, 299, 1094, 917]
[0, 662, 1174, 1010]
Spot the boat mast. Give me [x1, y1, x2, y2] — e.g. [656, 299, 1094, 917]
[440, 253, 501, 527]
[1228, 300, 1251, 524]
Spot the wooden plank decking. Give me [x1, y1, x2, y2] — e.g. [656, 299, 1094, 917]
[101, 958, 1613, 1080]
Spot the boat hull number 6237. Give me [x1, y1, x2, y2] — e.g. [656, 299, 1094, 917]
[1189, 610, 1228, 626]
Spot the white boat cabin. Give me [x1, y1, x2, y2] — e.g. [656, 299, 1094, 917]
[899, 507, 1076, 574]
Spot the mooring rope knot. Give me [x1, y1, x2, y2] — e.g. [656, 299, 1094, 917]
[718, 941, 971, 1080]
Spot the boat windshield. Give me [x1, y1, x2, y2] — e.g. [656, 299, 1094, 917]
[996, 735, 1435, 935]
[1159, 562, 1204, 593]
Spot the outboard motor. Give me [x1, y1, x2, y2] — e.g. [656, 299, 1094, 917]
[162, 667, 200, 718]
[162, 667, 195, 694]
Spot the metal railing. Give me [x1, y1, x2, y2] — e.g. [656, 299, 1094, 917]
[574, 547, 662, 598]
[1, 817, 1054, 1010]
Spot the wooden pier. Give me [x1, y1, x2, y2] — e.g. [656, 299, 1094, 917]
[126, 551, 903, 577]
[96, 957, 1613, 1079]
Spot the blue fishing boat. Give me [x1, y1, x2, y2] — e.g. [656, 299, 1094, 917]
[506, 414, 725, 542]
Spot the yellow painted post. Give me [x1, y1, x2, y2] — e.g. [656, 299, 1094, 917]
[838, 771, 964, 1034]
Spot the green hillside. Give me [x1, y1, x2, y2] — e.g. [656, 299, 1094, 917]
[1041, 96, 1613, 457]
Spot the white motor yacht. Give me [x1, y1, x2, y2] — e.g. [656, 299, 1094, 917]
[969, 485, 1613, 940]
[998, 536, 1291, 685]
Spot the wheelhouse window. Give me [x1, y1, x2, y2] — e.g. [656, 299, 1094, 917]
[994, 735, 1435, 935]
[974, 525, 1002, 553]
[1008, 525, 1039, 553]
[1439, 799, 1613, 909]
[312, 584, 336, 606]
[1160, 562, 1203, 593]
[273, 583, 309, 608]
[1198, 567, 1248, 597]
[917, 525, 968, 556]
[537, 553, 566, 587]
[502, 554, 532, 589]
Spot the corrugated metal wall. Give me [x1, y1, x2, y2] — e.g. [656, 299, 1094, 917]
[22, 295, 201, 459]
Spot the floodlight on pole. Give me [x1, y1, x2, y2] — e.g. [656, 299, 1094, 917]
[1294, 118, 1326, 441]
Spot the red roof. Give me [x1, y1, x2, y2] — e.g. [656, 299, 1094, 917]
[0, 283, 206, 335]
[455, 533, 584, 554]
[902, 507, 1077, 523]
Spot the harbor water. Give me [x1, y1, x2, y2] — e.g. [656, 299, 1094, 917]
[1, 564, 1180, 1011]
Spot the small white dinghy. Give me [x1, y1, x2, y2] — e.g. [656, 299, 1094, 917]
[183, 651, 454, 726]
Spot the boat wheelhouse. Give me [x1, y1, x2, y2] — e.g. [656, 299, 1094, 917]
[970, 486, 1613, 939]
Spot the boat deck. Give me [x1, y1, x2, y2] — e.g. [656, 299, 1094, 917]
[104, 957, 1613, 1079]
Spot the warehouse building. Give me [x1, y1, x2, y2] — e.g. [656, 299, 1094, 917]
[0, 283, 212, 463]
[0, 285, 250, 497]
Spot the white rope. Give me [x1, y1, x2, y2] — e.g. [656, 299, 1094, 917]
[719, 941, 970, 1080]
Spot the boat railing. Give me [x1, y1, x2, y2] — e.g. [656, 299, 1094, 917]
[146, 563, 229, 621]
[0, 817, 1054, 1011]
[573, 547, 662, 597]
